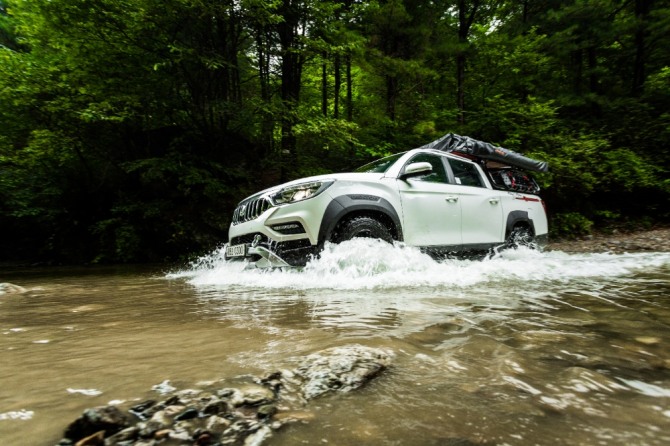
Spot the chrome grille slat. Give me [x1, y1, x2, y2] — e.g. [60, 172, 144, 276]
[232, 197, 272, 225]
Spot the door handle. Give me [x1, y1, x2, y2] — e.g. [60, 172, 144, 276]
[445, 196, 459, 203]
[489, 198, 500, 204]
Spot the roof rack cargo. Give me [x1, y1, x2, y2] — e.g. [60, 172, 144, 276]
[418, 133, 549, 173]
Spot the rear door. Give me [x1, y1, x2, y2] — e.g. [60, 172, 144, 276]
[445, 157, 505, 246]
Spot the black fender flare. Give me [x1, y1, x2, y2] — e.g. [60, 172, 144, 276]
[505, 210, 535, 239]
[317, 195, 403, 246]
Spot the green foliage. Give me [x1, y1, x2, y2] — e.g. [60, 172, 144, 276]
[592, 210, 626, 229]
[293, 113, 363, 175]
[1, 0, 669, 263]
[551, 212, 594, 238]
[599, 148, 659, 192]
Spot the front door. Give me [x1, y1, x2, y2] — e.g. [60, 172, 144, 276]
[397, 154, 462, 248]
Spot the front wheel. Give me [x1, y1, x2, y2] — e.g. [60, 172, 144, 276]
[331, 216, 393, 244]
[506, 226, 536, 249]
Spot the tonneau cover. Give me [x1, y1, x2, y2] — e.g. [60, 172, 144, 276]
[418, 133, 549, 173]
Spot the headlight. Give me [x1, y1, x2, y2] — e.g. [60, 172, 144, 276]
[270, 180, 334, 205]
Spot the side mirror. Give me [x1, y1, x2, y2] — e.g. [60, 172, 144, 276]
[401, 162, 433, 179]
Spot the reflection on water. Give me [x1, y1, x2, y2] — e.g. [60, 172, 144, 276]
[1, 241, 670, 445]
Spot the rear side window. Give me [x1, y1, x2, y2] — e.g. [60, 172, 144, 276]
[448, 158, 484, 187]
[488, 168, 540, 194]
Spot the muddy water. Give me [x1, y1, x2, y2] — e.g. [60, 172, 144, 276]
[1, 240, 670, 445]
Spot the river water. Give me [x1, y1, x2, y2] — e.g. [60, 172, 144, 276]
[1, 239, 670, 445]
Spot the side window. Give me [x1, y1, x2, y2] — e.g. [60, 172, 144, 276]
[448, 158, 484, 187]
[405, 154, 449, 183]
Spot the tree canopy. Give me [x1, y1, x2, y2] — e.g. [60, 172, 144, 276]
[1, 0, 668, 264]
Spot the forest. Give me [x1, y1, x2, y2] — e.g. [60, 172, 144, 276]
[0, 0, 668, 264]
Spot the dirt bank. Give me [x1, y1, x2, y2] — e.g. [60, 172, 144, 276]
[546, 226, 670, 254]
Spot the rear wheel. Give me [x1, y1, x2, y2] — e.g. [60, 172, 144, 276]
[507, 225, 536, 249]
[332, 216, 393, 244]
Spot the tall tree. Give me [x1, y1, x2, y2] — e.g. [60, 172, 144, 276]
[632, 0, 653, 95]
[456, 0, 482, 125]
[277, 0, 307, 180]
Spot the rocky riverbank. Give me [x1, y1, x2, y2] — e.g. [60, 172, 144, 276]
[546, 226, 670, 254]
[56, 345, 393, 446]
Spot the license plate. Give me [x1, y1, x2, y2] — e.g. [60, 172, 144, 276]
[226, 243, 247, 258]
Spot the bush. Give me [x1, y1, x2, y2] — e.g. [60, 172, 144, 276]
[550, 212, 594, 238]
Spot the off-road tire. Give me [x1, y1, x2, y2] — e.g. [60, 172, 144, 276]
[507, 226, 536, 249]
[332, 216, 393, 244]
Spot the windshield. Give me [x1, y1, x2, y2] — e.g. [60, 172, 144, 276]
[354, 152, 405, 173]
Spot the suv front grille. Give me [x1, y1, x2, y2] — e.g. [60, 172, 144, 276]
[232, 197, 272, 225]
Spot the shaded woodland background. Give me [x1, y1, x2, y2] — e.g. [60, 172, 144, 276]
[1, 0, 668, 264]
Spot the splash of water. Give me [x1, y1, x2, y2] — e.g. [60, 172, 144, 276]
[168, 239, 670, 290]
[0, 409, 34, 421]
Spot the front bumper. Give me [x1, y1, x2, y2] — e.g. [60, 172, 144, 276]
[246, 245, 291, 268]
[226, 233, 318, 267]
[227, 189, 335, 267]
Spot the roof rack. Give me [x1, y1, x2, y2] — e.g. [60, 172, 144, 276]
[418, 133, 549, 173]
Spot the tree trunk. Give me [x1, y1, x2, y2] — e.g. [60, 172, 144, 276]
[334, 54, 341, 119]
[322, 53, 328, 116]
[456, 0, 481, 126]
[346, 54, 353, 121]
[456, 53, 466, 125]
[386, 75, 397, 121]
[632, 0, 652, 96]
[572, 48, 583, 95]
[587, 46, 598, 94]
[256, 26, 273, 158]
[278, 0, 303, 182]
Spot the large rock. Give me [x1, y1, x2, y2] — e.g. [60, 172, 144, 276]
[0, 282, 27, 295]
[63, 406, 129, 443]
[293, 345, 394, 399]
